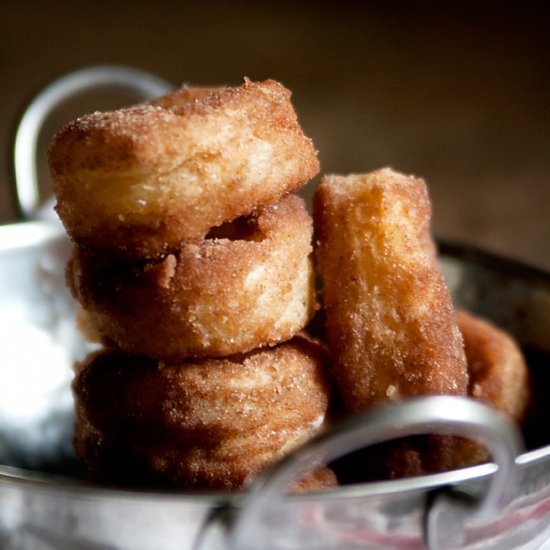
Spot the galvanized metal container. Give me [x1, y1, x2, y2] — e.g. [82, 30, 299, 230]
[1, 67, 549, 550]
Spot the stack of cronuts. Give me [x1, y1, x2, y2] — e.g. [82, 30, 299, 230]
[49, 79, 335, 491]
[49, 77, 532, 491]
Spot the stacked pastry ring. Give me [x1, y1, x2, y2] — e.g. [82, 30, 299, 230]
[72, 336, 333, 491]
[50, 78, 320, 259]
[50, 79, 335, 491]
[68, 194, 318, 361]
[313, 168, 531, 480]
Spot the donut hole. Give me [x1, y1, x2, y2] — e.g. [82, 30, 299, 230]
[205, 215, 263, 242]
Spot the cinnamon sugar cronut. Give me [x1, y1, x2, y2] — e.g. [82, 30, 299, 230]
[352, 308, 531, 481]
[72, 335, 336, 491]
[313, 168, 469, 412]
[49, 79, 320, 259]
[68, 194, 317, 361]
[313, 168, 530, 480]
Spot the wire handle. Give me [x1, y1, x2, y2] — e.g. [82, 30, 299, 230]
[227, 395, 523, 550]
[12, 64, 173, 220]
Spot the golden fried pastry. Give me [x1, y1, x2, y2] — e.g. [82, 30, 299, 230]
[458, 309, 530, 424]
[313, 168, 468, 413]
[68, 195, 317, 361]
[49, 78, 319, 259]
[351, 310, 531, 481]
[291, 467, 338, 493]
[72, 335, 332, 491]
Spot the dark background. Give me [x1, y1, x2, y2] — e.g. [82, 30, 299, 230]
[2, 1, 549, 268]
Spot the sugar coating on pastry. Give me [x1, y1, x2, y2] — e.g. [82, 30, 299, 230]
[72, 334, 332, 491]
[458, 308, 530, 424]
[68, 194, 317, 361]
[357, 310, 531, 480]
[313, 168, 469, 412]
[50, 78, 319, 258]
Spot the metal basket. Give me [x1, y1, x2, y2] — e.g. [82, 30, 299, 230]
[1, 66, 549, 550]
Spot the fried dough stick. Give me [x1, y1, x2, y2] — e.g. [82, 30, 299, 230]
[313, 168, 468, 413]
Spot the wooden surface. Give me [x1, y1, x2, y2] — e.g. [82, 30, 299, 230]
[2, 2, 549, 269]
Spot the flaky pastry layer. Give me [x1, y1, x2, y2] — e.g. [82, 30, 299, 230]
[68, 195, 317, 361]
[458, 309, 530, 424]
[72, 335, 332, 491]
[313, 168, 469, 412]
[50, 78, 319, 258]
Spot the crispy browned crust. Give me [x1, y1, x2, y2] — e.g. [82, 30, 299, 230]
[68, 195, 317, 361]
[350, 311, 531, 480]
[50, 78, 319, 258]
[72, 335, 331, 491]
[148, 85, 224, 108]
[458, 309, 530, 424]
[313, 168, 468, 413]
[291, 467, 338, 493]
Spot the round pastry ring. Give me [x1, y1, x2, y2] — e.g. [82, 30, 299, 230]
[70, 194, 317, 361]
